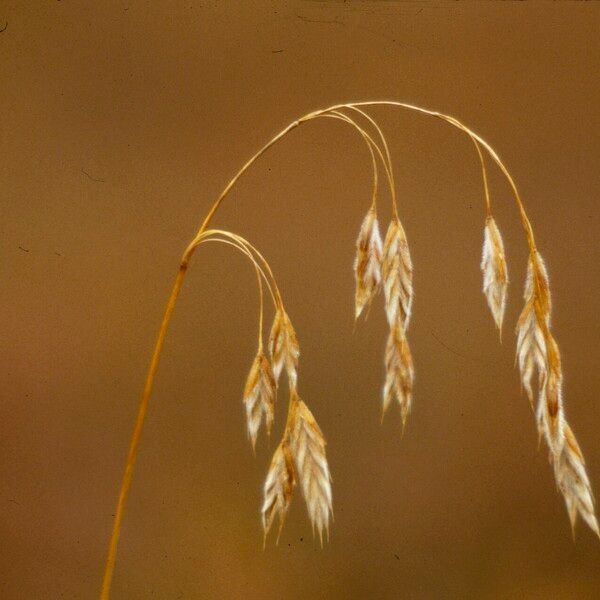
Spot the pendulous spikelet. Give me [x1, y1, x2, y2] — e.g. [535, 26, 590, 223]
[261, 440, 296, 541]
[354, 205, 383, 319]
[516, 253, 597, 535]
[481, 216, 508, 334]
[538, 351, 564, 451]
[382, 216, 413, 331]
[243, 351, 276, 450]
[554, 424, 599, 536]
[383, 324, 414, 426]
[516, 254, 551, 404]
[262, 392, 333, 544]
[269, 309, 300, 388]
[288, 392, 333, 543]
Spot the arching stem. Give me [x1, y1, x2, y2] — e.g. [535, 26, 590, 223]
[101, 100, 537, 599]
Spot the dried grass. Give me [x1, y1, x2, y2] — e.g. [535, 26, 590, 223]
[513, 252, 598, 535]
[102, 99, 597, 600]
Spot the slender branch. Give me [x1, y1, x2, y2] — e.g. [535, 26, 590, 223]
[345, 106, 398, 215]
[345, 101, 536, 253]
[198, 229, 284, 309]
[472, 138, 491, 216]
[320, 112, 379, 206]
[196, 237, 269, 349]
[323, 111, 401, 213]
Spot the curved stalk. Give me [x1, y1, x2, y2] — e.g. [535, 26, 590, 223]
[101, 100, 540, 598]
[345, 106, 398, 214]
[321, 113, 379, 205]
[345, 101, 536, 252]
[196, 236, 273, 347]
[198, 229, 284, 309]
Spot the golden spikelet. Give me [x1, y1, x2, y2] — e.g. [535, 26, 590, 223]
[537, 353, 564, 452]
[480, 216, 508, 334]
[516, 255, 551, 403]
[288, 393, 333, 543]
[382, 324, 414, 426]
[354, 205, 383, 320]
[261, 440, 296, 541]
[382, 216, 413, 331]
[243, 351, 276, 450]
[517, 254, 598, 536]
[554, 424, 599, 537]
[268, 309, 300, 388]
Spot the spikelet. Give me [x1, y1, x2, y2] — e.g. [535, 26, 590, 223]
[243, 351, 276, 450]
[517, 253, 598, 535]
[268, 309, 299, 388]
[480, 216, 508, 334]
[516, 254, 551, 403]
[382, 217, 413, 330]
[382, 324, 414, 426]
[536, 343, 564, 453]
[354, 205, 383, 320]
[288, 393, 333, 543]
[554, 423, 599, 537]
[261, 440, 296, 541]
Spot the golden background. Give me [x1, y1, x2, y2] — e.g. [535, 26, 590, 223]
[1, 2, 599, 598]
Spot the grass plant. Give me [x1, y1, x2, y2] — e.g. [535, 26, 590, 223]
[100, 101, 597, 599]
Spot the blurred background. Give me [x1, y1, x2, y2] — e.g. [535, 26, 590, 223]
[1, 2, 599, 598]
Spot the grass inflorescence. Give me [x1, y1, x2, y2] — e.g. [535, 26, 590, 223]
[100, 101, 598, 599]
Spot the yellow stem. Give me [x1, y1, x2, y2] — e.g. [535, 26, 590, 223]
[100, 260, 189, 600]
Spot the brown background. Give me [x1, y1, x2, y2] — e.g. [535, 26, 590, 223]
[1, 2, 599, 598]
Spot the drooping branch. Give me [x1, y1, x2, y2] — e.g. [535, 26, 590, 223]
[101, 100, 597, 600]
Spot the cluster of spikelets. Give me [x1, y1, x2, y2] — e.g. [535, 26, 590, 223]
[481, 215, 598, 536]
[242, 306, 333, 543]
[354, 205, 414, 428]
[101, 103, 599, 600]
[242, 128, 597, 542]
